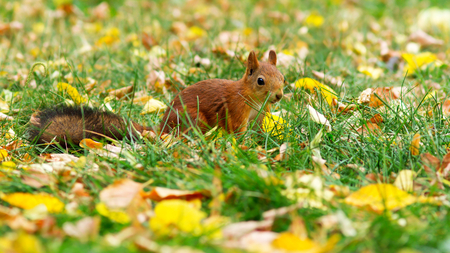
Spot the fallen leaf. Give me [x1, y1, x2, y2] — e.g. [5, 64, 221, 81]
[140, 98, 167, 114]
[108, 85, 133, 99]
[141, 187, 205, 202]
[79, 138, 104, 149]
[345, 183, 416, 213]
[1, 193, 64, 213]
[63, 216, 100, 242]
[358, 65, 383, 79]
[307, 105, 332, 132]
[57, 82, 86, 104]
[99, 179, 142, 209]
[149, 199, 206, 236]
[409, 30, 444, 47]
[262, 113, 289, 136]
[95, 203, 130, 224]
[410, 133, 421, 156]
[394, 170, 415, 192]
[295, 78, 338, 106]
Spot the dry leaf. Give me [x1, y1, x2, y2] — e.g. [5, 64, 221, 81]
[79, 138, 104, 149]
[63, 216, 100, 242]
[295, 78, 338, 106]
[141, 187, 205, 202]
[409, 30, 444, 47]
[140, 98, 167, 114]
[410, 133, 421, 156]
[108, 85, 133, 99]
[394, 170, 415, 192]
[356, 122, 381, 136]
[307, 105, 332, 132]
[311, 70, 344, 87]
[99, 179, 142, 209]
[345, 183, 416, 213]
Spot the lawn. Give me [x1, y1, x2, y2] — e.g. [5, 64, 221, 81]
[1, 0, 450, 252]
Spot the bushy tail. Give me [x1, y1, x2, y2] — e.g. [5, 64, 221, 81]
[28, 106, 149, 146]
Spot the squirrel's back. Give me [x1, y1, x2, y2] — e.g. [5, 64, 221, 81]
[28, 106, 145, 145]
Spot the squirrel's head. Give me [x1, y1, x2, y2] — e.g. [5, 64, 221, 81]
[244, 50, 284, 106]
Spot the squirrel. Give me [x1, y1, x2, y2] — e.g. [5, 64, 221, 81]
[28, 50, 284, 145]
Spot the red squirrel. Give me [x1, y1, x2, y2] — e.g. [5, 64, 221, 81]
[28, 50, 284, 145]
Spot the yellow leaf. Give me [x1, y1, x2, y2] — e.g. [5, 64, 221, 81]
[1, 192, 64, 213]
[187, 26, 207, 40]
[358, 65, 383, 79]
[0, 99, 9, 113]
[262, 113, 290, 136]
[345, 184, 416, 213]
[294, 78, 337, 106]
[95, 203, 130, 224]
[305, 13, 325, 27]
[79, 138, 103, 149]
[272, 232, 318, 251]
[402, 52, 439, 76]
[140, 98, 167, 114]
[394, 170, 416, 192]
[149, 199, 206, 236]
[1, 161, 16, 171]
[0, 149, 8, 161]
[409, 133, 421, 156]
[32, 23, 45, 34]
[13, 231, 44, 253]
[57, 82, 86, 104]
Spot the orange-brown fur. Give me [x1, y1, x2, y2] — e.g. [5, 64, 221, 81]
[28, 51, 284, 145]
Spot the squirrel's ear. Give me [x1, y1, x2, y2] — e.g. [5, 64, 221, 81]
[246, 51, 260, 76]
[268, 50, 277, 66]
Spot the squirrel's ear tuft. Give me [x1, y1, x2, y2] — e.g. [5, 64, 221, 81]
[246, 51, 260, 76]
[268, 50, 277, 66]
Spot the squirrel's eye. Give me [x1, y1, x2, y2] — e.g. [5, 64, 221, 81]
[257, 78, 265, 85]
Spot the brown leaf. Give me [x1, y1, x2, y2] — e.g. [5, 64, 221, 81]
[420, 153, 440, 174]
[91, 2, 110, 20]
[410, 133, 421, 156]
[356, 122, 381, 136]
[358, 87, 405, 108]
[79, 138, 103, 149]
[409, 30, 444, 47]
[442, 100, 450, 117]
[311, 70, 344, 87]
[142, 32, 156, 50]
[63, 217, 100, 242]
[99, 179, 143, 209]
[22, 169, 56, 188]
[108, 85, 133, 99]
[222, 220, 273, 240]
[141, 187, 205, 202]
[370, 114, 383, 124]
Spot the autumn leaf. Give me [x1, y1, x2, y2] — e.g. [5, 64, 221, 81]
[345, 184, 416, 213]
[79, 138, 104, 149]
[410, 133, 421, 156]
[1, 192, 64, 213]
[262, 113, 288, 136]
[140, 98, 167, 114]
[402, 52, 440, 76]
[95, 203, 130, 224]
[294, 78, 337, 106]
[141, 187, 205, 202]
[149, 199, 206, 236]
[57, 82, 87, 104]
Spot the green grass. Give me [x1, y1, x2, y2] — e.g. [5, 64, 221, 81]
[1, 0, 450, 252]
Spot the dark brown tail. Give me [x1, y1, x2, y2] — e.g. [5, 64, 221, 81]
[28, 106, 150, 146]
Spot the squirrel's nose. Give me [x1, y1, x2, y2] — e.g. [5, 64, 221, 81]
[275, 93, 283, 101]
